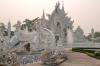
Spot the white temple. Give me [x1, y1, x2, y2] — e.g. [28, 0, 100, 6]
[1, 2, 100, 66]
[0, 2, 91, 52]
[39, 2, 89, 45]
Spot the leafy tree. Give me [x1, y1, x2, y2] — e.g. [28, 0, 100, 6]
[0, 23, 6, 32]
[0, 23, 6, 36]
[94, 32, 100, 38]
[23, 19, 32, 31]
[23, 17, 39, 32]
[21, 24, 26, 30]
[87, 32, 100, 42]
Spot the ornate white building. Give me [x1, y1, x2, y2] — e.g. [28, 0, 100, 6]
[0, 2, 90, 52]
[40, 2, 73, 45]
[40, 2, 89, 45]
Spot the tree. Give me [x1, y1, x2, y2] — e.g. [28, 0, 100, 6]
[94, 32, 100, 38]
[0, 23, 6, 36]
[23, 19, 32, 31]
[87, 32, 100, 42]
[0, 23, 6, 32]
[23, 17, 39, 32]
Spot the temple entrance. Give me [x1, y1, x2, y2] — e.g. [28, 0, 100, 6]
[55, 35, 59, 46]
[24, 43, 30, 52]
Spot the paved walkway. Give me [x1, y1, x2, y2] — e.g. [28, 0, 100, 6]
[21, 51, 100, 66]
[60, 51, 100, 66]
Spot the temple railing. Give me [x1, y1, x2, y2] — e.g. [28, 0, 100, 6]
[63, 43, 100, 48]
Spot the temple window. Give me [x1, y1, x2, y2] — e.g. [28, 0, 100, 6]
[63, 28, 67, 36]
[55, 35, 59, 43]
[57, 22, 60, 27]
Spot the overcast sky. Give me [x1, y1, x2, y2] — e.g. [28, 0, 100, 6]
[0, 0, 100, 35]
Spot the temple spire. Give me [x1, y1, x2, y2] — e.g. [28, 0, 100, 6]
[62, 0, 64, 10]
[42, 9, 45, 19]
[91, 28, 95, 39]
[57, 1, 60, 6]
[55, 1, 60, 10]
[8, 21, 11, 39]
[41, 9, 47, 28]
[62, 0, 66, 15]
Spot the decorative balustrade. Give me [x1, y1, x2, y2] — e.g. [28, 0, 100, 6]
[64, 43, 100, 48]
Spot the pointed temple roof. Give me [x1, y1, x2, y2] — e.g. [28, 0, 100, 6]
[42, 9, 45, 19]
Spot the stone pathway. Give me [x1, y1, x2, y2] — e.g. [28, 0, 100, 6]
[60, 51, 100, 66]
[21, 51, 100, 66]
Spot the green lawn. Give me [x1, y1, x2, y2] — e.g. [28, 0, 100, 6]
[72, 48, 100, 59]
